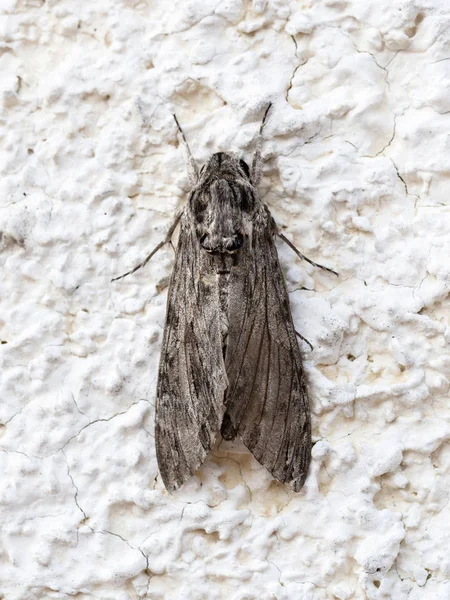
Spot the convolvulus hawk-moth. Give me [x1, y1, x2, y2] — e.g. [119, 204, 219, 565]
[113, 105, 337, 492]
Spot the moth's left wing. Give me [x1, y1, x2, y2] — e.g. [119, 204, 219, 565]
[156, 215, 228, 491]
[223, 211, 311, 491]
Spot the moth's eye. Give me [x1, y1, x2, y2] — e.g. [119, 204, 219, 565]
[239, 159, 250, 178]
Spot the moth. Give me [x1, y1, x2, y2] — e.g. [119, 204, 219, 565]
[113, 105, 337, 492]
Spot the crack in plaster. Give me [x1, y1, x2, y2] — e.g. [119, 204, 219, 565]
[372, 114, 397, 157]
[285, 35, 306, 104]
[267, 558, 283, 586]
[71, 392, 86, 416]
[62, 449, 151, 589]
[62, 450, 88, 522]
[54, 398, 151, 456]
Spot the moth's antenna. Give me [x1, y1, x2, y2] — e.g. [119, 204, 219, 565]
[251, 102, 272, 186]
[173, 114, 199, 186]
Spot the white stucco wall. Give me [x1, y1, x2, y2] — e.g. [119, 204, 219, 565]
[1, 0, 450, 598]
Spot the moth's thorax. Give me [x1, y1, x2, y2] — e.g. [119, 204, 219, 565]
[189, 152, 257, 255]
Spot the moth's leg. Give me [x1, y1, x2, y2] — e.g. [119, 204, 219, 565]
[295, 330, 314, 351]
[111, 211, 182, 282]
[173, 114, 199, 186]
[251, 103, 272, 186]
[278, 232, 339, 277]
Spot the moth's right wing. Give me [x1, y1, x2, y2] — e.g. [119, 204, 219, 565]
[223, 212, 311, 492]
[155, 215, 227, 491]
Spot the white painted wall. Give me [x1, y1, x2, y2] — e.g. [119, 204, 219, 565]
[1, 0, 449, 598]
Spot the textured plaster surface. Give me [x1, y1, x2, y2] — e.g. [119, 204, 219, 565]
[1, 0, 450, 598]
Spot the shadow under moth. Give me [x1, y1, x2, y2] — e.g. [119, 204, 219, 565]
[113, 105, 337, 492]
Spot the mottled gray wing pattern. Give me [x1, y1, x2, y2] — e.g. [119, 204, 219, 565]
[222, 209, 311, 491]
[155, 212, 227, 491]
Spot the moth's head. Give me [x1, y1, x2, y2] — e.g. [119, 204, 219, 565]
[199, 152, 251, 183]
